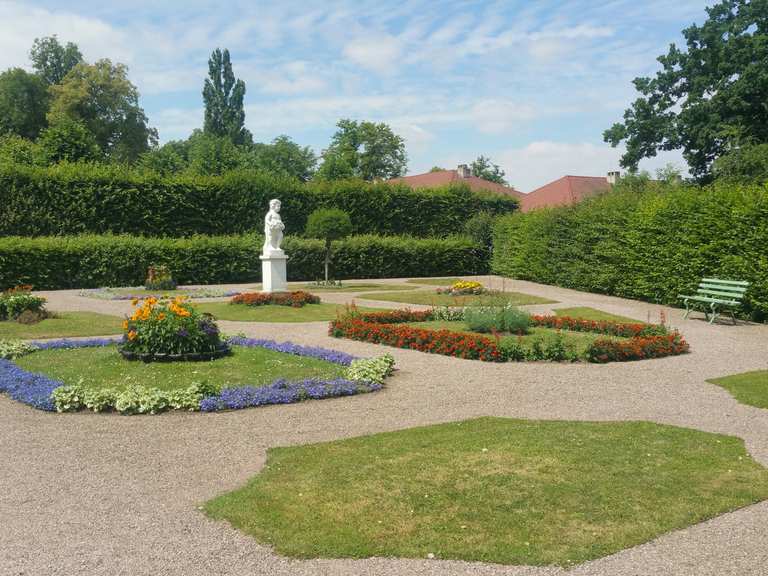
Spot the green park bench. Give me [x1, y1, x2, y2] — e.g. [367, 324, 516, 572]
[678, 278, 749, 324]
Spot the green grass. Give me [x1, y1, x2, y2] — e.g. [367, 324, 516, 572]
[708, 370, 768, 409]
[554, 307, 642, 323]
[205, 417, 768, 566]
[197, 302, 382, 322]
[14, 345, 346, 393]
[0, 312, 123, 339]
[357, 291, 556, 307]
[405, 277, 462, 286]
[290, 283, 417, 292]
[408, 319, 610, 356]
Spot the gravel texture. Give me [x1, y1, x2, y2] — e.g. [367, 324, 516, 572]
[2, 276, 768, 575]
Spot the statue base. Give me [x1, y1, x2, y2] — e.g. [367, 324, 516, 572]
[260, 252, 288, 293]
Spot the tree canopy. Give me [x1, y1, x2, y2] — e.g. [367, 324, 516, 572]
[471, 155, 508, 185]
[0, 68, 49, 140]
[318, 119, 407, 181]
[203, 48, 251, 145]
[604, 0, 768, 179]
[30, 35, 83, 86]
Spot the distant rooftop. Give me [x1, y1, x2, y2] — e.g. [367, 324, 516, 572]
[519, 174, 616, 212]
[389, 164, 522, 199]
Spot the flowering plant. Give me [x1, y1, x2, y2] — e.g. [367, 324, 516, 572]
[436, 280, 485, 296]
[0, 286, 47, 322]
[145, 264, 177, 291]
[231, 291, 320, 308]
[121, 296, 225, 358]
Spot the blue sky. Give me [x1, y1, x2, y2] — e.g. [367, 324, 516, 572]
[1, 0, 712, 190]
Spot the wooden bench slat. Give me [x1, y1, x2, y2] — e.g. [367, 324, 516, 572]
[681, 294, 740, 306]
[696, 288, 748, 299]
[701, 278, 750, 286]
[698, 283, 748, 293]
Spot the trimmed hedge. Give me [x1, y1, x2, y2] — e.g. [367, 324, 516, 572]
[0, 164, 517, 237]
[492, 182, 768, 320]
[0, 234, 488, 290]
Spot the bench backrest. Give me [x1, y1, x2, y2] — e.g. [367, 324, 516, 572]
[697, 278, 749, 302]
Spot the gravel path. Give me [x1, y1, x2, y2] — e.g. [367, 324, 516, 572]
[2, 277, 768, 576]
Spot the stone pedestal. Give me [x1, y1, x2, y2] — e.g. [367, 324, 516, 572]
[260, 252, 288, 293]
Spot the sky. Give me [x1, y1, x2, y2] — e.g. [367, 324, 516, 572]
[0, 0, 714, 191]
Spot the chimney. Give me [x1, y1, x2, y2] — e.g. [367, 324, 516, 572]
[457, 164, 471, 178]
[606, 171, 621, 185]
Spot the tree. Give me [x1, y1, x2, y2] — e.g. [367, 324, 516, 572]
[202, 48, 251, 145]
[604, 0, 768, 179]
[429, 166, 446, 172]
[712, 143, 768, 184]
[243, 135, 317, 181]
[0, 68, 49, 140]
[0, 134, 38, 166]
[48, 59, 157, 162]
[318, 119, 407, 181]
[464, 211, 495, 251]
[137, 141, 189, 175]
[30, 36, 83, 86]
[305, 208, 353, 283]
[37, 116, 101, 164]
[471, 155, 508, 185]
[185, 130, 241, 175]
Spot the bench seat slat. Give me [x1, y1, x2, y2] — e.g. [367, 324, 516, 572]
[696, 288, 747, 300]
[698, 283, 748, 294]
[679, 294, 740, 306]
[701, 278, 750, 287]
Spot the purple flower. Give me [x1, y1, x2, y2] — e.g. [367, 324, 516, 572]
[227, 337, 357, 366]
[31, 337, 121, 350]
[0, 360, 62, 411]
[177, 328, 189, 338]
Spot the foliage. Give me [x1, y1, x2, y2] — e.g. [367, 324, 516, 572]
[305, 208, 353, 282]
[0, 68, 49, 140]
[713, 143, 768, 184]
[230, 291, 320, 308]
[185, 130, 242, 175]
[587, 333, 689, 363]
[531, 314, 668, 338]
[0, 134, 38, 166]
[465, 305, 531, 334]
[0, 339, 36, 359]
[48, 59, 157, 162]
[464, 211, 495, 250]
[345, 354, 395, 385]
[0, 234, 488, 290]
[137, 140, 188, 175]
[317, 119, 407, 181]
[30, 35, 83, 86]
[436, 280, 485, 295]
[0, 286, 47, 321]
[604, 0, 768, 179]
[203, 48, 251, 145]
[121, 297, 224, 357]
[245, 135, 317, 181]
[471, 155, 508, 185]
[0, 163, 517, 237]
[492, 181, 768, 320]
[36, 116, 101, 163]
[144, 264, 177, 291]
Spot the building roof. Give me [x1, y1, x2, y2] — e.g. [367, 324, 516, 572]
[389, 170, 523, 199]
[519, 175, 611, 212]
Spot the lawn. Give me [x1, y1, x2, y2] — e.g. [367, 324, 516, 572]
[14, 344, 346, 393]
[357, 291, 556, 307]
[197, 302, 381, 322]
[0, 312, 123, 339]
[290, 283, 417, 292]
[554, 307, 642, 323]
[708, 370, 768, 409]
[405, 277, 462, 286]
[205, 417, 768, 566]
[408, 319, 613, 357]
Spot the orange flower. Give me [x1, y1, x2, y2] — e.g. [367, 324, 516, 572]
[127, 330, 137, 341]
[122, 320, 129, 330]
[131, 298, 139, 306]
[158, 312, 166, 320]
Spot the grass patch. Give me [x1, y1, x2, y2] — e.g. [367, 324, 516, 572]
[405, 277, 462, 286]
[197, 302, 382, 322]
[0, 312, 123, 339]
[14, 345, 346, 393]
[357, 291, 556, 307]
[205, 417, 768, 566]
[708, 370, 768, 409]
[291, 283, 417, 292]
[554, 307, 642, 323]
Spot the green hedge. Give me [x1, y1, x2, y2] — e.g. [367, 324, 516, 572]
[0, 234, 488, 290]
[0, 163, 517, 237]
[492, 182, 768, 320]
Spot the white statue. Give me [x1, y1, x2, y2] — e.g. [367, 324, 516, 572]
[263, 198, 285, 255]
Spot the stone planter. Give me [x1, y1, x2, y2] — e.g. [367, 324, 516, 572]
[118, 342, 231, 363]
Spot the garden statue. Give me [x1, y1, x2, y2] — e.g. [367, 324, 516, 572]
[262, 198, 285, 255]
[260, 198, 288, 292]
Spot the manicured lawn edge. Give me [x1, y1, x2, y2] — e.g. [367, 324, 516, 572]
[330, 309, 689, 363]
[0, 337, 386, 414]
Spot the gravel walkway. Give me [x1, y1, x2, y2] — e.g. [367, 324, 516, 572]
[2, 277, 768, 576]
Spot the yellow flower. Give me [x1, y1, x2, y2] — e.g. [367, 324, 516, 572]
[131, 298, 139, 306]
[158, 312, 166, 320]
[122, 320, 129, 330]
[127, 330, 137, 341]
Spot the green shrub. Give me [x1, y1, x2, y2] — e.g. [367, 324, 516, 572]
[465, 305, 531, 334]
[0, 163, 517, 237]
[0, 287, 47, 321]
[0, 339, 37, 359]
[0, 234, 488, 290]
[492, 182, 768, 320]
[346, 354, 395, 385]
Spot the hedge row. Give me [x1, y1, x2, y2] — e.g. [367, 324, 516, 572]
[492, 182, 768, 320]
[0, 234, 488, 290]
[0, 164, 517, 237]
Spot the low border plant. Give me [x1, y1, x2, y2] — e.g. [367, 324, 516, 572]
[231, 291, 320, 308]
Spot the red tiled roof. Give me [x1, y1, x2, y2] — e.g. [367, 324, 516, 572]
[389, 170, 523, 199]
[519, 175, 611, 212]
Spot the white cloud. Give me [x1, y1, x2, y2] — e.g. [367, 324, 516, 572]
[343, 33, 402, 74]
[470, 100, 537, 133]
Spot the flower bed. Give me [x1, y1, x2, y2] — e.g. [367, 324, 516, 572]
[0, 285, 48, 323]
[79, 287, 242, 300]
[0, 337, 391, 414]
[230, 291, 320, 308]
[436, 280, 485, 295]
[330, 309, 689, 363]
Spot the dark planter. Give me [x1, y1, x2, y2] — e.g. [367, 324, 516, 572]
[118, 342, 231, 363]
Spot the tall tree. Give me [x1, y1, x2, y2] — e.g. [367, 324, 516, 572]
[604, 0, 768, 179]
[318, 119, 407, 181]
[48, 59, 157, 162]
[30, 36, 83, 86]
[245, 135, 317, 181]
[202, 48, 251, 145]
[471, 155, 508, 185]
[0, 68, 49, 140]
